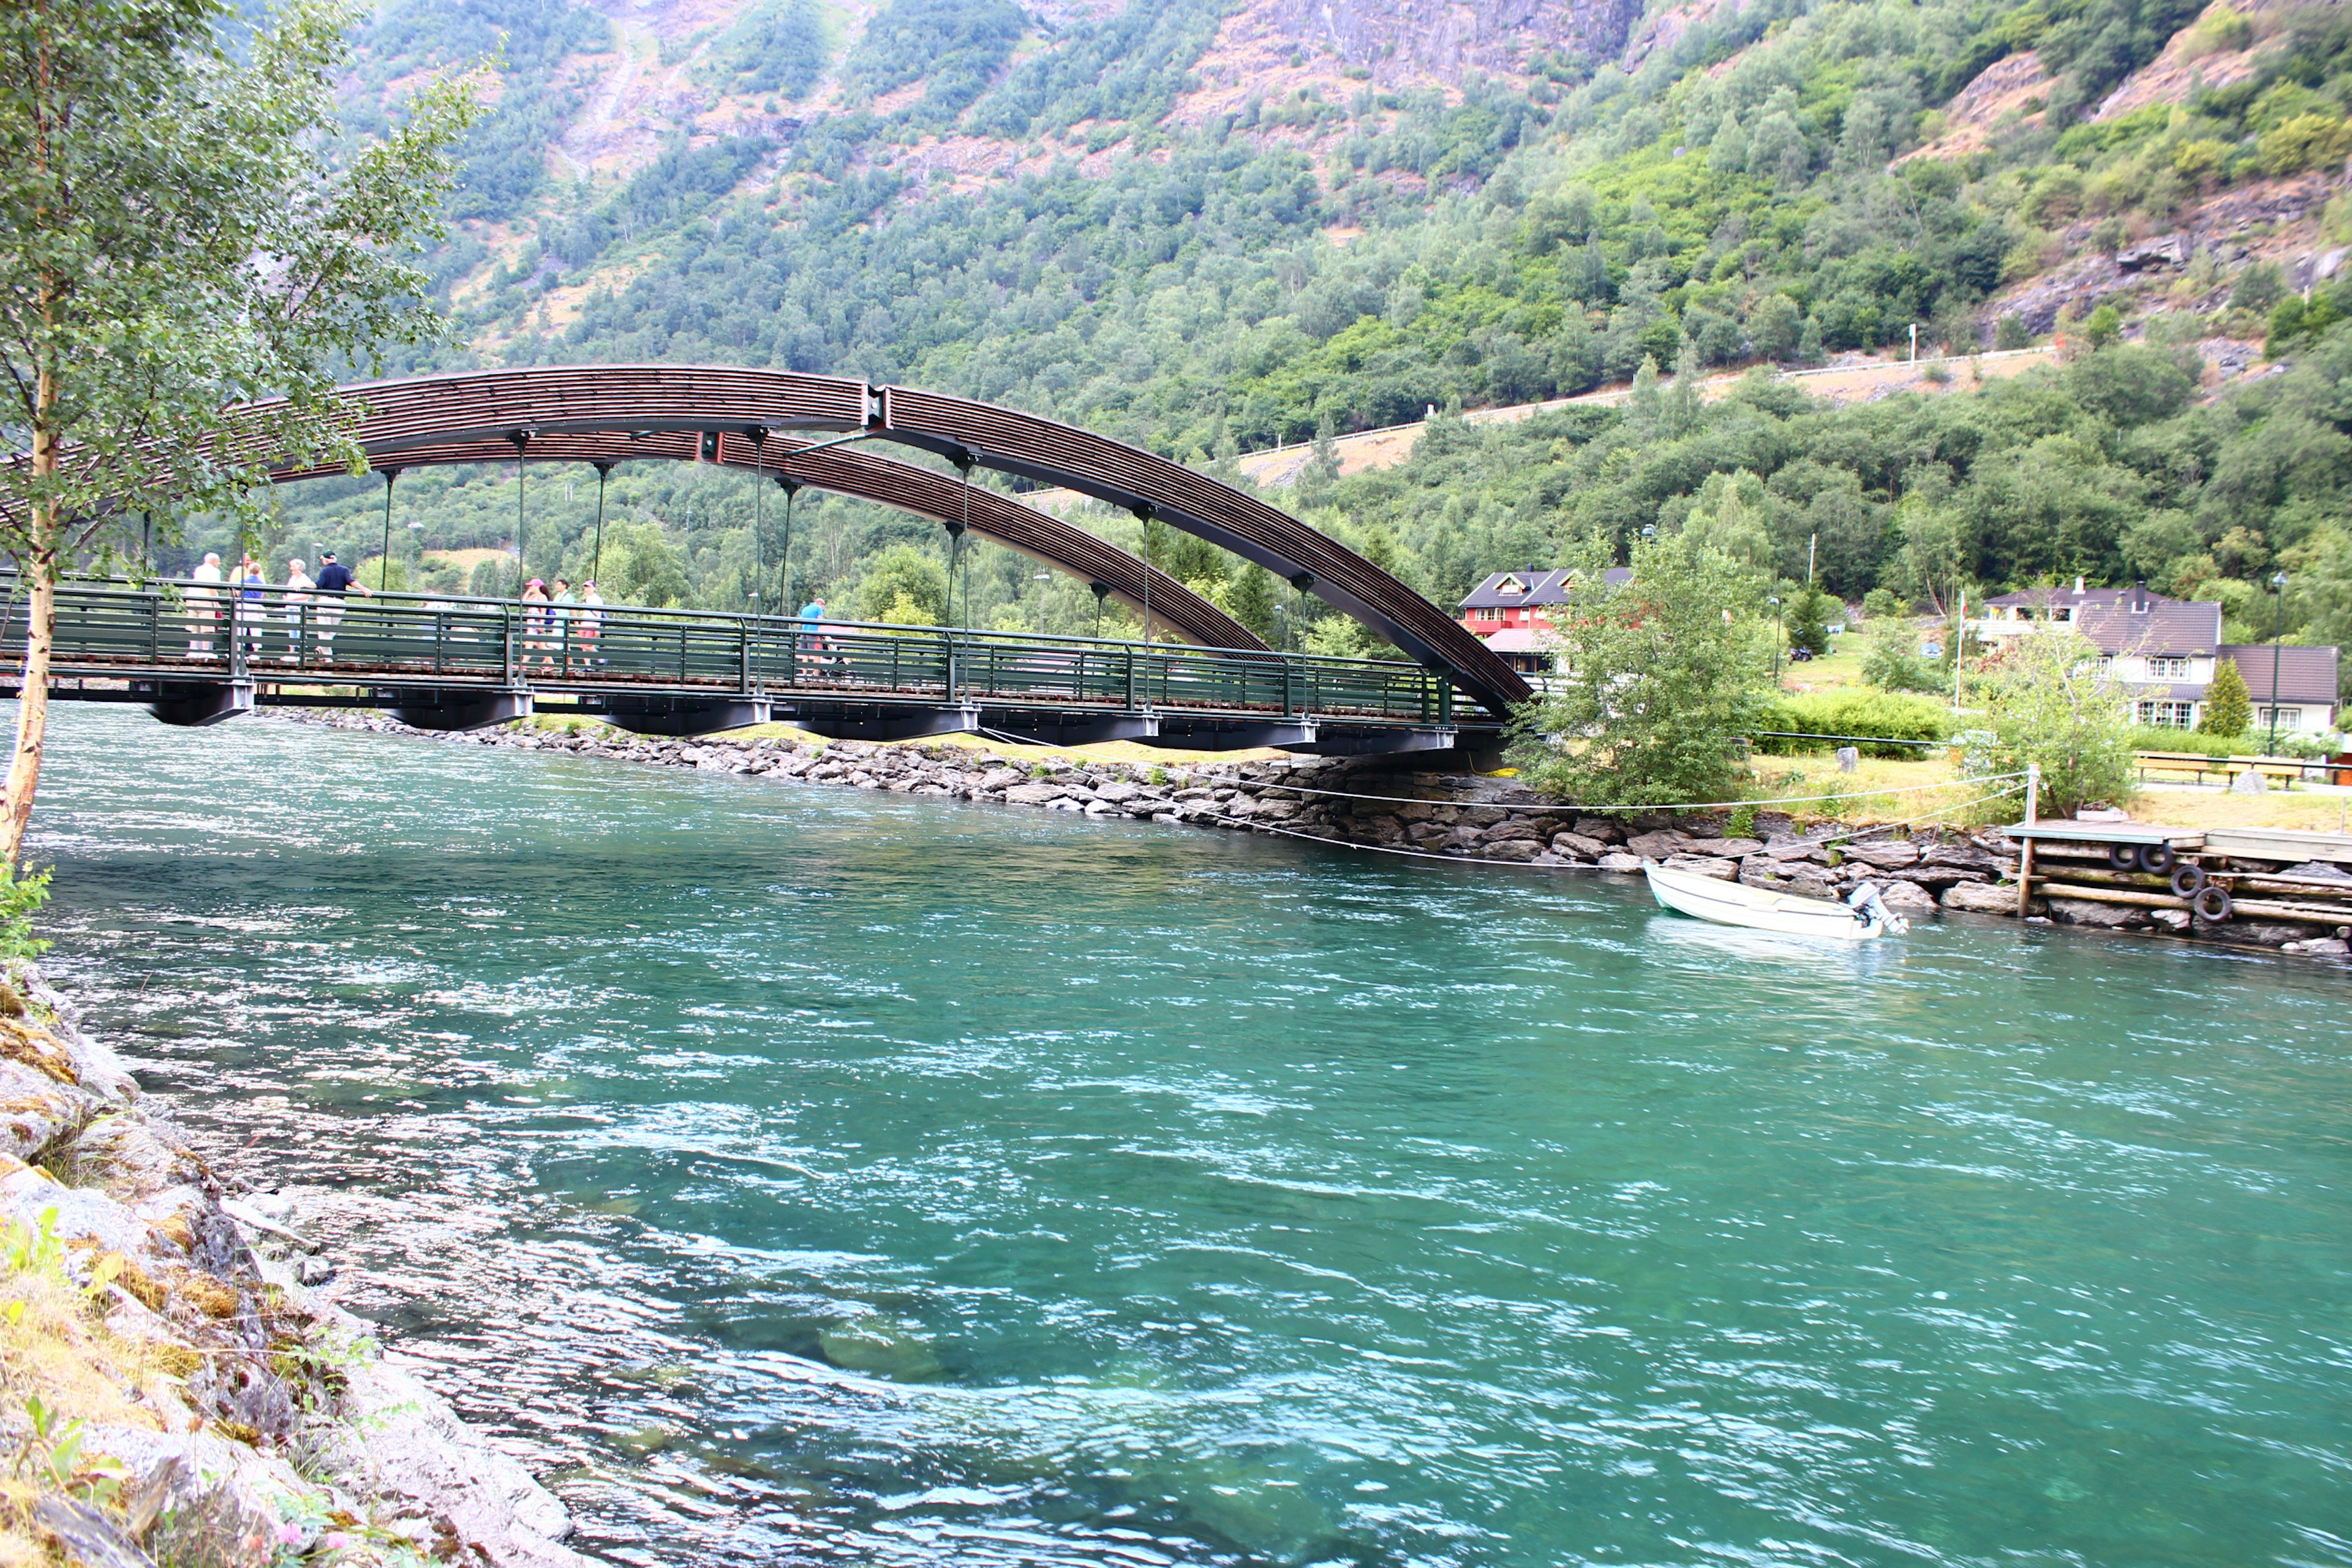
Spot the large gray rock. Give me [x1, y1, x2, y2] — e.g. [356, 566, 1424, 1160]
[1597, 851, 1644, 873]
[1571, 816, 1624, 843]
[1624, 830, 1689, 859]
[1550, 831, 1609, 860]
[1000, 781, 1068, 805]
[1483, 839, 1545, 862]
[1686, 837, 1765, 859]
[1844, 839, 1920, 869]
[2048, 896, 2144, 928]
[1942, 880, 2040, 916]
[1661, 854, 1740, 881]
[2282, 936, 2351, 956]
[1477, 817, 1545, 845]
[1880, 880, 1939, 914]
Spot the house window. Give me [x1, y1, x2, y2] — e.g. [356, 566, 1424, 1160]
[2258, 707, 2302, 733]
[2052, 607, 2071, 622]
[2137, 700, 2195, 728]
[2149, 656, 2190, 679]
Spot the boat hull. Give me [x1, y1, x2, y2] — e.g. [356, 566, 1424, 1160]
[1644, 863, 1887, 941]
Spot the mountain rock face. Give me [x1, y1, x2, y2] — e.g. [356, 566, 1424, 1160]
[1256, 0, 1646, 75]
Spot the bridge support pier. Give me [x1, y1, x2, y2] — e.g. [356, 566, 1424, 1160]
[145, 680, 254, 728]
[788, 703, 984, 743]
[390, 688, 533, 732]
[597, 698, 773, 737]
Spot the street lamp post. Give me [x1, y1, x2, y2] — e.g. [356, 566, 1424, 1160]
[2266, 571, 2288, 755]
[1768, 595, 1782, 679]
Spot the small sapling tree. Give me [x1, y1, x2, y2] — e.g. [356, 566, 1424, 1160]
[2198, 656, 2252, 737]
[0, 0, 481, 865]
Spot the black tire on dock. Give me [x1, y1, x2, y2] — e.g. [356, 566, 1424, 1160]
[2138, 842, 2176, 874]
[2109, 843, 2139, 870]
[2193, 884, 2233, 922]
[2169, 863, 2207, 898]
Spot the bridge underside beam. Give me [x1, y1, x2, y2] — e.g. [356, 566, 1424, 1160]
[143, 679, 255, 728]
[559, 694, 772, 737]
[386, 687, 533, 732]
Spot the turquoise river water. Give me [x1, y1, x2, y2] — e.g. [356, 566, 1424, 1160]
[26, 706, 2352, 1567]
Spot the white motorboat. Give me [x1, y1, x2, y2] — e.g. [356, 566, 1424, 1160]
[1644, 862, 1907, 941]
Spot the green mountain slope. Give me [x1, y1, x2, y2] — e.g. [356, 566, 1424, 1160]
[239, 0, 2352, 695]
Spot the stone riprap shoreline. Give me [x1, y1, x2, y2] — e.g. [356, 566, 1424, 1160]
[278, 709, 2350, 957]
[0, 963, 585, 1566]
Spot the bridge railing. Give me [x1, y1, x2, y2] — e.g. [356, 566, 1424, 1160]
[6, 577, 1455, 723]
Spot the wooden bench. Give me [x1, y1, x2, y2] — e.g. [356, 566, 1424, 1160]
[2136, 750, 2318, 788]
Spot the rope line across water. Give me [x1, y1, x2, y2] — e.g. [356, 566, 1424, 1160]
[1243, 771, 2036, 813]
[1200, 778, 2030, 873]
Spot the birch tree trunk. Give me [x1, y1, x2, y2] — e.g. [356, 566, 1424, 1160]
[2, 545, 56, 868]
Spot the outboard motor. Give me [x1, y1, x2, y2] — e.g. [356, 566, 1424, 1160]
[1848, 880, 1910, 935]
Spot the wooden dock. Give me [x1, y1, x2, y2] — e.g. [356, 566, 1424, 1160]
[2002, 818, 2352, 935]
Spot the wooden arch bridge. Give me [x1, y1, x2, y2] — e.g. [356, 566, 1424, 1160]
[8, 368, 1529, 756]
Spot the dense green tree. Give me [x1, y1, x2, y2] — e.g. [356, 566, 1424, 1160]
[1787, 584, 1833, 657]
[2198, 656, 2253, 736]
[854, 543, 949, 624]
[1971, 629, 2140, 818]
[1509, 534, 1774, 807]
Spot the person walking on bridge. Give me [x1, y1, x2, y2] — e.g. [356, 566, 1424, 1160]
[234, 555, 267, 665]
[282, 559, 315, 665]
[187, 551, 223, 657]
[311, 550, 368, 664]
[797, 594, 829, 672]
[521, 579, 552, 673]
[550, 578, 576, 673]
[578, 580, 605, 669]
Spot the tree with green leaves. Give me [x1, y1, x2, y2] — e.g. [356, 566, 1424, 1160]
[1508, 534, 1774, 807]
[1861, 623, 1941, 693]
[854, 542, 948, 624]
[1970, 627, 2139, 818]
[1787, 583, 1832, 657]
[2198, 655, 2252, 736]
[0, 0, 480, 864]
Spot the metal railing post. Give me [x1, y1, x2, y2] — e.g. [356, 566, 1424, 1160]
[503, 606, 516, 684]
[739, 617, 751, 695]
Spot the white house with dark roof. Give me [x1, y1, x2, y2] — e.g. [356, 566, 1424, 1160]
[1456, 567, 1632, 672]
[1976, 580, 2340, 734]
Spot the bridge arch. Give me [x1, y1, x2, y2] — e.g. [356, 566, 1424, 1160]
[280, 368, 1531, 717]
[271, 429, 1264, 654]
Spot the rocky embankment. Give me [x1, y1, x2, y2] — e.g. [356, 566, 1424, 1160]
[0, 966, 584, 1566]
[284, 709, 2352, 958]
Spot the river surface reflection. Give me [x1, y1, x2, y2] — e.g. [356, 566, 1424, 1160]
[29, 707, 2352, 1567]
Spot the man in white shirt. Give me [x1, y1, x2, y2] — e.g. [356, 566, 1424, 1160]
[283, 559, 316, 665]
[188, 552, 223, 656]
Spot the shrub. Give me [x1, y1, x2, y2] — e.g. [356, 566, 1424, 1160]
[1753, 690, 1954, 757]
[1861, 625, 1943, 693]
[0, 862, 49, 962]
[2258, 113, 2352, 176]
[1996, 314, 2032, 350]
[1860, 587, 1905, 620]
[1970, 628, 2139, 816]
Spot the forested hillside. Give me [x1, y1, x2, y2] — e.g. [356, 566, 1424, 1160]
[235, 0, 2352, 694]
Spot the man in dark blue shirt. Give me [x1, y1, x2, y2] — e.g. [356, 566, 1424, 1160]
[311, 551, 369, 662]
